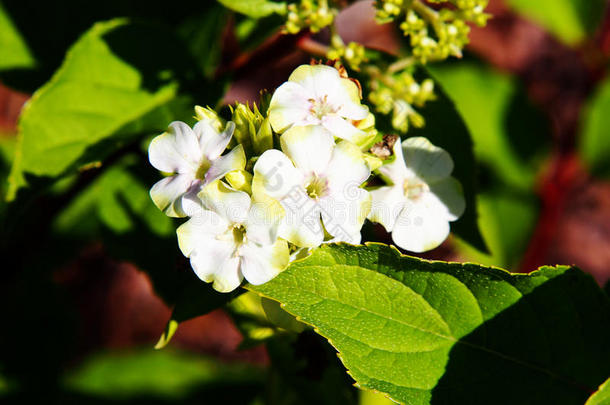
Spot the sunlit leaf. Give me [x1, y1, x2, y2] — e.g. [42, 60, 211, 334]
[249, 243, 610, 405]
[7, 19, 193, 200]
[586, 377, 610, 405]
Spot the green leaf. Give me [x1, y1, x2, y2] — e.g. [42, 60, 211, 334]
[249, 243, 610, 405]
[580, 75, 610, 178]
[411, 72, 487, 252]
[261, 296, 306, 333]
[6, 18, 192, 200]
[506, 0, 606, 44]
[586, 377, 610, 405]
[63, 349, 264, 401]
[0, 1, 35, 71]
[217, 0, 287, 18]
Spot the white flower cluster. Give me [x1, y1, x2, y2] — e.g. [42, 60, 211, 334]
[148, 64, 465, 292]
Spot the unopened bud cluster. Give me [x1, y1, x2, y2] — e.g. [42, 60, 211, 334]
[368, 70, 435, 133]
[375, 0, 490, 63]
[327, 35, 367, 70]
[285, 0, 337, 34]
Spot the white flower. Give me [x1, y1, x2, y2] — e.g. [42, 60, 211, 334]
[368, 137, 465, 253]
[148, 120, 245, 217]
[253, 125, 371, 248]
[177, 181, 289, 293]
[268, 64, 369, 143]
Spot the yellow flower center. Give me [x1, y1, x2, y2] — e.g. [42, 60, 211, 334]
[195, 158, 211, 180]
[232, 224, 247, 245]
[305, 174, 328, 200]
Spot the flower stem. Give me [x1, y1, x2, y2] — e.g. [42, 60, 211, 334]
[297, 36, 330, 56]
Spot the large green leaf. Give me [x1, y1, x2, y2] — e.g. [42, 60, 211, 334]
[217, 0, 287, 18]
[0, 1, 35, 71]
[586, 377, 610, 405]
[6, 18, 193, 200]
[580, 75, 610, 178]
[249, 243, 610, 405]
[506, 0, 606, 45]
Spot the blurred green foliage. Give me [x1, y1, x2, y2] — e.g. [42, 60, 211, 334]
[506, 0, 607, 45]
[580, 75, 610, 178]
[63, 349, 265, 401]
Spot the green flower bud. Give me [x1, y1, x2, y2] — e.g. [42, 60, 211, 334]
[194, 105, 224, 132]
[230, 102, 273, 158]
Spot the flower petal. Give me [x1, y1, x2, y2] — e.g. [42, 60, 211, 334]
[194, 120, 235, 160]
[402, 137, 454, 182]
[325, 140, 370, 190]
[253, 149, 304, 200]
[240, 238, 289, 285]
[289, 64, 367, 120]
[429, 176, 466, 221]
[321, 114, 366, 142]
[176, 210, 230, 257]
[280, 125, 334, 175]
[319, 188, 370, 241]
[268, 81, 312, 133]
[335, 81, 368, 120]
[246, 200, 282, 246]
[288, 64, 342, 100]
[210, 257, 243, 293]
[278, 192, 324, 248]
[198, 180, 251, 224]
[148, 121, 201, 174]
[204, 144, 246, 185]
[368, 185, 406, 232]
[391, 193, 451, 253]
[149, 173, 195, 218]
[177, 214, 243, 292]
